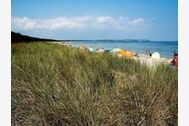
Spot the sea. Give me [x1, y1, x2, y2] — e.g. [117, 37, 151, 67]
[66, 40, 178, 58]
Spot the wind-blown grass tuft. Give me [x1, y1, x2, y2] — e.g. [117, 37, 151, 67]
[12, 42, 177, 126]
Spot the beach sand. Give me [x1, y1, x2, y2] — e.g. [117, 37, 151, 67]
[132, 55, 172, 67]
[49, 41, 173, 67]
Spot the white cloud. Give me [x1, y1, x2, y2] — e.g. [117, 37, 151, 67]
[95, 16, 114, 24]
[12, 16, 151, 31]
[129, 18, 145, 25]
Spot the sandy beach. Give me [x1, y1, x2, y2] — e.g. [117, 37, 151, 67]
[132, 54, 172, 67]
[49, 41, 173, 67]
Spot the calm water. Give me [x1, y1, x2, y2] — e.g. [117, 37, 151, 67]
[66, 40, 178, 58]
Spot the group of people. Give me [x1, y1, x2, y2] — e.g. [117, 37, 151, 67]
[80, 45, 178, 67]
[147, 50, 178, 66]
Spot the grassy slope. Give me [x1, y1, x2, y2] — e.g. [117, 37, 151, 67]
[12, 42, 178, 126]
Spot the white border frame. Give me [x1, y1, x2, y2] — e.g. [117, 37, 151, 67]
[178, 0, 189, 126]
[0, 0, 11, 125]
[0, 0, 189, 125]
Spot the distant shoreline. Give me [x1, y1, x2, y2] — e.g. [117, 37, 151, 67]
[54, 40, 177, 58]
[11, 31, 177, 59]
[48, 41, 172, 67]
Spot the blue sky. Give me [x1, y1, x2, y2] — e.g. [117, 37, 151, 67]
[12, 0, 178, 41]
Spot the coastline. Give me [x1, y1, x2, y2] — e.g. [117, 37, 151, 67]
[48, 41, 173, 67]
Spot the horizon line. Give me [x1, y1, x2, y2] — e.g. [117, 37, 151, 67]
[11, 31, 178, 42]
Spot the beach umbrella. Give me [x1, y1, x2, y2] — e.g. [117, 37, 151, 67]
[88, 47, 96, 52]
[118, 50, 134, 58]
[111, 48, 123, 53]
[151, 52, 160, 59]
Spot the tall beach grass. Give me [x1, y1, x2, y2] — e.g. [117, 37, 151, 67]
[12, 42, 177, 126]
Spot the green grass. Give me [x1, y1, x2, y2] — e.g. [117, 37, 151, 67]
[12, 42, 178, 126]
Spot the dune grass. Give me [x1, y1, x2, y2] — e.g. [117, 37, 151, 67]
[11, 42, 177, 126]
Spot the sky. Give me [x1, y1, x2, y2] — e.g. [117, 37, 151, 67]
[11, 0, 178, 41]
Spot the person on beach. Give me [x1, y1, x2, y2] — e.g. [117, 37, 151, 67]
[134, 52, 138, 57]
[146, 50, 161, 59]
[146, 50, 152, 57]
[97, 48, 104, 53]
[79, 44, 86, 49]
[171, 51, 178, 66]
[104, 49, 111, 53]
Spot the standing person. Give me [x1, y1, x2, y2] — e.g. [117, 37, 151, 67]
[146, 50, 152, 57]
[171, 50, 178, 66]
